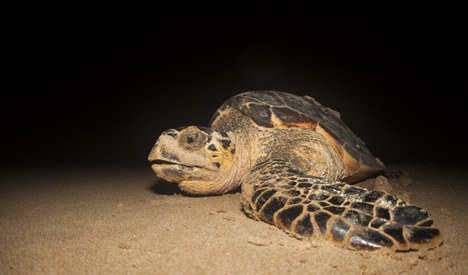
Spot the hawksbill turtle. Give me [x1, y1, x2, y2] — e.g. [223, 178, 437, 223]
[148, 91, 442, 251]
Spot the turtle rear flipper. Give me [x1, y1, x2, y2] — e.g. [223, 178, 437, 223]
[243, 161, 442, 251]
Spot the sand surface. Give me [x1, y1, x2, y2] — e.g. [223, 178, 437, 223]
[1, 164, 467, 274]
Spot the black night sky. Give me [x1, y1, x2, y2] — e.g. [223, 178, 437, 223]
[5, 3, 467, 169]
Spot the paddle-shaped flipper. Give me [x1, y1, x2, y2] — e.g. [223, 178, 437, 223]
[242, 161, 442, 251]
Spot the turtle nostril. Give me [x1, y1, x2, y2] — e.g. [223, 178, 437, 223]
[165, 130, 178, 138]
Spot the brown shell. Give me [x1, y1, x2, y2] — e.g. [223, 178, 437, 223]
[209, 91, 384, 182]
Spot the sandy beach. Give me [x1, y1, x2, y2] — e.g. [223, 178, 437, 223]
[0, 164, 466, 274]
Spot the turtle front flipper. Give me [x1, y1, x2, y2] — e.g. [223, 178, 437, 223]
[242, 161, 442, 251]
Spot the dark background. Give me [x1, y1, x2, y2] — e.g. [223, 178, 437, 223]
[5, 3, 467, 169]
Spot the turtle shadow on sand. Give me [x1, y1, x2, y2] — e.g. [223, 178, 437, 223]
[148, 179, 241, 196]
[148, 179, 184, 195]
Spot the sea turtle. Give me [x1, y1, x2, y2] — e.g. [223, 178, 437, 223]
[148, 91, 442, 251]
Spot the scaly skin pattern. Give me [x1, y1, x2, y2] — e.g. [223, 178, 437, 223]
[241, 159, 442, 251]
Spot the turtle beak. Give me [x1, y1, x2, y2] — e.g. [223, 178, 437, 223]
[148, 132, 188, 182]
[148, 130, 181, 165]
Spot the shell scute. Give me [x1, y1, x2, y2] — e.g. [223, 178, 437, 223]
[240, 103, 274, 128]
[271, 106, 317, 130]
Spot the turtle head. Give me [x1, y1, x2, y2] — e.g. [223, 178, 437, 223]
[148, 126, 237, 195]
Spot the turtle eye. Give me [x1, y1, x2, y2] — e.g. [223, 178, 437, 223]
[179, 129, 207, 150]
[186, 133, 198, 144]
